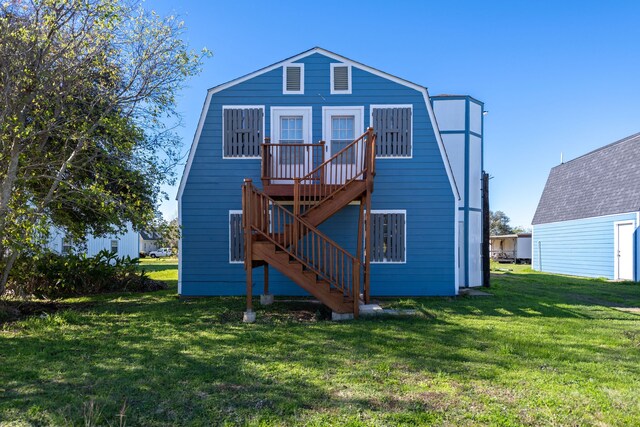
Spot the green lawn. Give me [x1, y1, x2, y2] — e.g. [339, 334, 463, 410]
[1, 260, 639, 426]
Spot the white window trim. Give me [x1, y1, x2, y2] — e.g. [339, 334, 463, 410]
[229, 210, 244, 264]
[271, 106, 313, 143]
[330, 63, 352, 94]
[370, 209, 407, 264]
[322, 106, 365, 154]
[613, 219, 636, 280]
[283, 63, 304, 95]
[369, 104, 413, 159]
[221, 105, 265, 160]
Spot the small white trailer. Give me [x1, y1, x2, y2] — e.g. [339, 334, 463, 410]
[489, 233, 532, 264]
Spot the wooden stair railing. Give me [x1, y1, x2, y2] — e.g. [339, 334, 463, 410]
[243, 128, 376, 319]
[242, 180, 362, 316]
[294, 128, 376, 217]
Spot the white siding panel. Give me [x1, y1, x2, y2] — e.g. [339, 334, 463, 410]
[469, 101, 482, 135]
[517, 237, 532, 259]
[442, 134, 466, 204]
[468, 211, 482, 287]
[469, 135, 482, 210]
[432, 99, 466, 131]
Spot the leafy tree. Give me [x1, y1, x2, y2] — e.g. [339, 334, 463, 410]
[156, 218, 180, 253]
[490, 211, 513, 236]
[0, 0, 208, 295]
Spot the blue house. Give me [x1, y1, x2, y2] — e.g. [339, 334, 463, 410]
[177, 48, 485, 318]
[532, 133, 640, 281]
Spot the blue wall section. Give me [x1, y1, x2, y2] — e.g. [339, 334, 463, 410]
[180, 52, 457, 296]
[532, 212, 638, 280]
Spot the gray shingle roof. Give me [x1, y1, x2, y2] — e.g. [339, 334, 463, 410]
[532, 133, 640, 225]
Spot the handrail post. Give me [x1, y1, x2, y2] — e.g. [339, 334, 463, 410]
[293, 177, 301, 254]
[262, 137, 271, 185]
[353, 259, 360, 318]
[242, 179, 254, 320]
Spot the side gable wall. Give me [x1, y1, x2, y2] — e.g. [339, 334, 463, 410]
[180, 53, 457, 296]
[532, 212, 638, 280]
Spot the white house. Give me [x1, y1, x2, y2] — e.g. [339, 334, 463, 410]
[48, 223, 140, 259]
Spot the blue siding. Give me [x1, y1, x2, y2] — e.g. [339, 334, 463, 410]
[181, 52, 457, 296]
[532, 212, 638, 280]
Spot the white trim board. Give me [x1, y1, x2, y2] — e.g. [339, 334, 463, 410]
[221, 105, 266, 160]
[177, 196, 183, 294]
[369, 104, 414, 159]
[176, 47, 460, 201]
[176, 91, 213, 200]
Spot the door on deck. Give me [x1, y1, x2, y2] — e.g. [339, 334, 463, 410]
[270, 107, 313, 184]
[323, 107, 364, 185]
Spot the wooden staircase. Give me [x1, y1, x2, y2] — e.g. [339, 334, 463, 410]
[242, 128, 377, 318]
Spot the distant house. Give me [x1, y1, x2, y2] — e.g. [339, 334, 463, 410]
[490, 233, 532, 264]
[139, 230, 161, 253]
[48, 224, 139, 259]
[532, 133, 640, 281]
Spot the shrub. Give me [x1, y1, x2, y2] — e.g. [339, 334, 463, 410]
[7, 250, 166, 299]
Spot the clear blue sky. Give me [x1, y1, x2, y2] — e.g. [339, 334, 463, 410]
[152, 0, 640, 228]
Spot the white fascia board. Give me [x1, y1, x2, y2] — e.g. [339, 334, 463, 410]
[176, 91, 213, 200]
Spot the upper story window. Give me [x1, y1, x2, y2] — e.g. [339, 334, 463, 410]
[330, 63, 351, 94]
[283, 64, 304, 94]
[110, 239, 118, 254]
[222, 106, 264, 158]
[371, 105, 412, 158]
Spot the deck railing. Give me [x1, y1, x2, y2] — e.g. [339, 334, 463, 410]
[261, 139, 325, 184]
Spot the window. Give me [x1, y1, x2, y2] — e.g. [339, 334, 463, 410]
[62, 237, 73, 254]
[330, 116, 356, 164]
[371, 106, 412, 158]
[330, 63, 351, 94]
[229, 211, 244, 263]
[110, 239, 118, 254]
[279, 116, 304, 165]
[283, 64, 304, 94]
[222, 106, 264, 158]
[370, 211, 406, 263]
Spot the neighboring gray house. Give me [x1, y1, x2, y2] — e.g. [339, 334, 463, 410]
[139, 230, 161, 253]
[532, 133, 640, 281]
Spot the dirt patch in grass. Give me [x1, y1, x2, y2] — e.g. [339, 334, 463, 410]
[0, 300, 94, 326]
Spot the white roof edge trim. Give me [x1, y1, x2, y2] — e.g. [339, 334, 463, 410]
[178, 47, 460, 201]
[207, 47, 429, 96]
[422, 87, 461, 200]
[176, 90, 213, 200]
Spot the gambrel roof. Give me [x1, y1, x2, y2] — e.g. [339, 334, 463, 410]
[176, 47, 460, 201]
[532, 133, 640, 225]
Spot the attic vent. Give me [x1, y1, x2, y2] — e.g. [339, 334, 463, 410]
[331, 64, 351, 94]
[283, 65, 303, 94]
